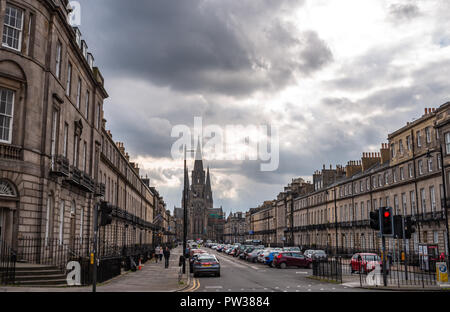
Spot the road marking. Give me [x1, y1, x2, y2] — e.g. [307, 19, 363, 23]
[296, 271, 308, 274]
[205, 286, 223, 289]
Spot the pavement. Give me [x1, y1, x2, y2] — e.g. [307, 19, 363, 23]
[0, 246, 191, 292]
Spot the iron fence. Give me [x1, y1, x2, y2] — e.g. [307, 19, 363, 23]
[0, 240, 16, 285]
[312, 252, 444, 289]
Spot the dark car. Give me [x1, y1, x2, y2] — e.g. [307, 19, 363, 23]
[189, 249, 207, 273]
[193, 255, 221, 277]
[273, 252, 312, 269]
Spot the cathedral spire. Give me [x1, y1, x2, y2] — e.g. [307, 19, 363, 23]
[193, 137, 203, 172]
[206, 166, 211, 193]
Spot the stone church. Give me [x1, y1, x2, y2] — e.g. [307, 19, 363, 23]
[175, 142, 224, 242]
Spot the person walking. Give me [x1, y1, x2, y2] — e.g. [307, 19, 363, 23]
[163, 246, 171, 269]
[159, 246, 164, 262]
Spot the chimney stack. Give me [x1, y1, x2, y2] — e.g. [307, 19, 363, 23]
[380, 142, 390, 164]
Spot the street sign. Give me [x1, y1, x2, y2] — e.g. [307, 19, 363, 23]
[436, 262, 448, 283]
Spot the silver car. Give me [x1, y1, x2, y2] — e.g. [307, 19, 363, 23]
[193, 254, 221, 277]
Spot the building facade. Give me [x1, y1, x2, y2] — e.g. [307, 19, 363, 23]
[230, 105, 450, 256]
[0, 0, 169, 261]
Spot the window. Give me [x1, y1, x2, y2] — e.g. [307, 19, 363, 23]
[73, 134, 79, 167]
[402, 193, 407, 215]
[394, 195, 399, 214]
[56, 41, 62, 79]
[417, 130, 421, 147]
[406, 135, 411, 151]
[25, 13, 33, 56]
[0, 88, 15, 143]
[420, 188, 426, 214]
[2, 5, 24, 51]
[66, 62, 72, 96]
[438, 154, 442, 170]
[425, 127, 431, 143]
[76, 77, 81, 109]
[82, 141, 87, 172]
[385, 172, 389, 185]
[399, 139, 403, 154]
[418, 160, 423, 175]
[366, 178, 370, 191]
[50, 109, 58, 161]
[446, 133, 450, 154]
[408, 163, 413, 178]
[85, 90, 90, 120]
[360, 202, 364, 220]
[96, 103, 101, 129]
[428, 158, 433, 172]
[400, 167, 404, 180]
[63, 123, 68, 158]
[430, 186, 436, 213]
[391, 143, 395, 158]
[410, 191, 416, 215]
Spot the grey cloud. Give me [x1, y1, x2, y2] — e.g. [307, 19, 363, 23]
[388, 3, 421, 22]
[78, 0, 329, 97]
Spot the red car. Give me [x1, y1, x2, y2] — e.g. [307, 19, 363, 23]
[350, 253, 388, 274]
[273, 251, 312, 269]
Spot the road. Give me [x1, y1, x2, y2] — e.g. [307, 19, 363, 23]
[185, 247, 375, 292]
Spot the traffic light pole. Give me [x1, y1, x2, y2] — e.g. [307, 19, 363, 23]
[380, 211, 387, 287]
[402, 216, 408, 281]
[92, 203, 98, 293]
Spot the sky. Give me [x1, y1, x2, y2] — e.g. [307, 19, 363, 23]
[76, 0, 450, 215]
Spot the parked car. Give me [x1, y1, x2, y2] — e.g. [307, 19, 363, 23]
[273, 252, 312, 269]
[311, 250, 328, 260]
[304, 249, 315, 259]
[193, 254, 221, 277]
[350, 253, 387, 274]
[264, 251, 280, 267]
[258, 249, 272, 263]
[247, 248, 263, 262]
[283, 246, 301, 252]
[240, 247, 254, 260]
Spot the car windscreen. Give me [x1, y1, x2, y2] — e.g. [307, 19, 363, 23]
[198, 257, 217, 263]
[363, 255, 380, 261]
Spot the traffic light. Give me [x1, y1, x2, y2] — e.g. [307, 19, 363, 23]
[369, 210, 380, 230]
[404, 216, 416, 239]
[99, 201, 113, 227]
[380, 207, 394, 236]
[393, 215, 403, 238]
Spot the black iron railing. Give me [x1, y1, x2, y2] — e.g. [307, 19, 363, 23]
[0, 240, 16, 285]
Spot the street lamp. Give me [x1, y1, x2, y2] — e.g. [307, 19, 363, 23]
[182, 145, 195, 274]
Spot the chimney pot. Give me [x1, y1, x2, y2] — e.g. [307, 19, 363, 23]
[425, 108, 428, 115]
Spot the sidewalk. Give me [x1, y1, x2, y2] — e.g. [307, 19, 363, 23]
[0, 246, 190, 292]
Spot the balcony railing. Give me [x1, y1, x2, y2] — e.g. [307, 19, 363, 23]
[65, 166, 82, 185]
[0, 143, 22, 161]
[80, 172, 95, 193]
[50, 155, 70, 177]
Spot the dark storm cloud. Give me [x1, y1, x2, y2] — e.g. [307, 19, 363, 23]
[78, 0, 330, 97]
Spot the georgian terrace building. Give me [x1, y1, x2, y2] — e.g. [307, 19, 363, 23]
[0, 0, 166, 259]
[289, 106, 449, 255]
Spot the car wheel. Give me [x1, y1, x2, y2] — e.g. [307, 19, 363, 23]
[216, 272, 220, 277]
[280, 262, 287, 269]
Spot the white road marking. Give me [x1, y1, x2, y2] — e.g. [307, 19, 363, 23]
[205, 286, 223, 289]
[296, 271, 308, 274]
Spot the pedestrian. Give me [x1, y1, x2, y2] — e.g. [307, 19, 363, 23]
[159, 246, 164, 262]
[163, 246, 171, 268]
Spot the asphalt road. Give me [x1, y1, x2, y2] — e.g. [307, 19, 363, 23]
[188, 248, 376, 292]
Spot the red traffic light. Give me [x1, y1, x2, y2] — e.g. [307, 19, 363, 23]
[384, 211, 390, 218]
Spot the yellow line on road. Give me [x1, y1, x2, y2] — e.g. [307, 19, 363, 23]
[191, 278, 200, 292]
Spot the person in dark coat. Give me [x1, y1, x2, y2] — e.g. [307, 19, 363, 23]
[163, 246, 171, 268]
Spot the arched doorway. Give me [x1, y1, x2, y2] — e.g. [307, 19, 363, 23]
[0, 179, 18, 246]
